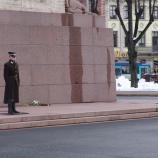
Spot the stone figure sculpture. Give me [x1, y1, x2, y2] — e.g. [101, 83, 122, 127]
[65, 0, 87, 14]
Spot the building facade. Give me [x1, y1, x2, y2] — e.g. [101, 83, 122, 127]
[105, 0, 158, 73]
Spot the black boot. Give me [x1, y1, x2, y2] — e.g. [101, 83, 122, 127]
[12, 102, 20, 113]
[8, 101, 14, 115]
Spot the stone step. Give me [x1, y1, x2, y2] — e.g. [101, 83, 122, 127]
[1, 110, 158, 130]
[0, 107, 156, 124]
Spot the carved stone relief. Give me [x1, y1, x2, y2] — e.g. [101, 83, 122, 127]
[65, 0, 87, 14]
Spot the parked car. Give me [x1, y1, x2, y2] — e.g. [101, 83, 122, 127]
[142, 73, 158, 83]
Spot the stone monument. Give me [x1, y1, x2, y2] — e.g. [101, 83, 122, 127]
[65, 0, 87, 14]
[0, 0, 65, 13]
[0, 0, 116, 105]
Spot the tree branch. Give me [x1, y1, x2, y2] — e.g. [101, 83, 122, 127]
[133, 1, 144, 37]
[115, 0, 128, 35]
[151, 0, 156, 15]
[149, 0, 151, 15]
[138, 0, 141, 9]
[134, 20, 153, 44]
[135, 0, 137, 15]
[134, 0, 156, 44]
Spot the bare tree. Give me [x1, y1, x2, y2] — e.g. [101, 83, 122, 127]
[115, 0, 157, 87]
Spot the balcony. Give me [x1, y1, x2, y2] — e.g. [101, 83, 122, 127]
[136, 46, 158, 54]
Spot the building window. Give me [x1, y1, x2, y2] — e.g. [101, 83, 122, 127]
[137, 32, 146, 47]
[113, 31, 118, 47]
[123, 6, 128, 19]
[123, 5, 144, 19]
[109, 5, 117, 19]
[154, 6, 158, 19]
[152, 31, 158, 52]
[140, 6, 145, 19]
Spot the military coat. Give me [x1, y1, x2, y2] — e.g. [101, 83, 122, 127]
[3, 60, 20, 104]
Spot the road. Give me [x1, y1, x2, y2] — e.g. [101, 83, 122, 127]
[1, 118, 158, 158]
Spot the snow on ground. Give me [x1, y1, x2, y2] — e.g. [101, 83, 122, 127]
[116, 76, 158, 91]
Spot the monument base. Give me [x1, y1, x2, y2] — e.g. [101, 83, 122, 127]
[0, 10, 116, 104]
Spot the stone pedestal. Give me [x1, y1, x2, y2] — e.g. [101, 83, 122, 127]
[0, 10, 116, 105]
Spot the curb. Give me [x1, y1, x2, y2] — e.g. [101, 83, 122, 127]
[117, 91, 158, 96]
[0, 107, 158, 130]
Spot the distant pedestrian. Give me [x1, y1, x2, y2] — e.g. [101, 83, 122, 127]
[3, 52, 20, 115]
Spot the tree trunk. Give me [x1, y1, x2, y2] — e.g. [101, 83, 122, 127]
[128, 45, 138, 88]
[115, 0, 155, 88]
[127, 0, 138, 88]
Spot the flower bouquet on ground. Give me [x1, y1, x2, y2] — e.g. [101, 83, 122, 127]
[30, 100, 49, 106]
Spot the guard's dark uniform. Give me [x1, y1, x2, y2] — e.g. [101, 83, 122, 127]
[3, 59, 20, 114]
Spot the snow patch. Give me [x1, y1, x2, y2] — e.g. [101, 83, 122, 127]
[116, 76, 158, 91]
